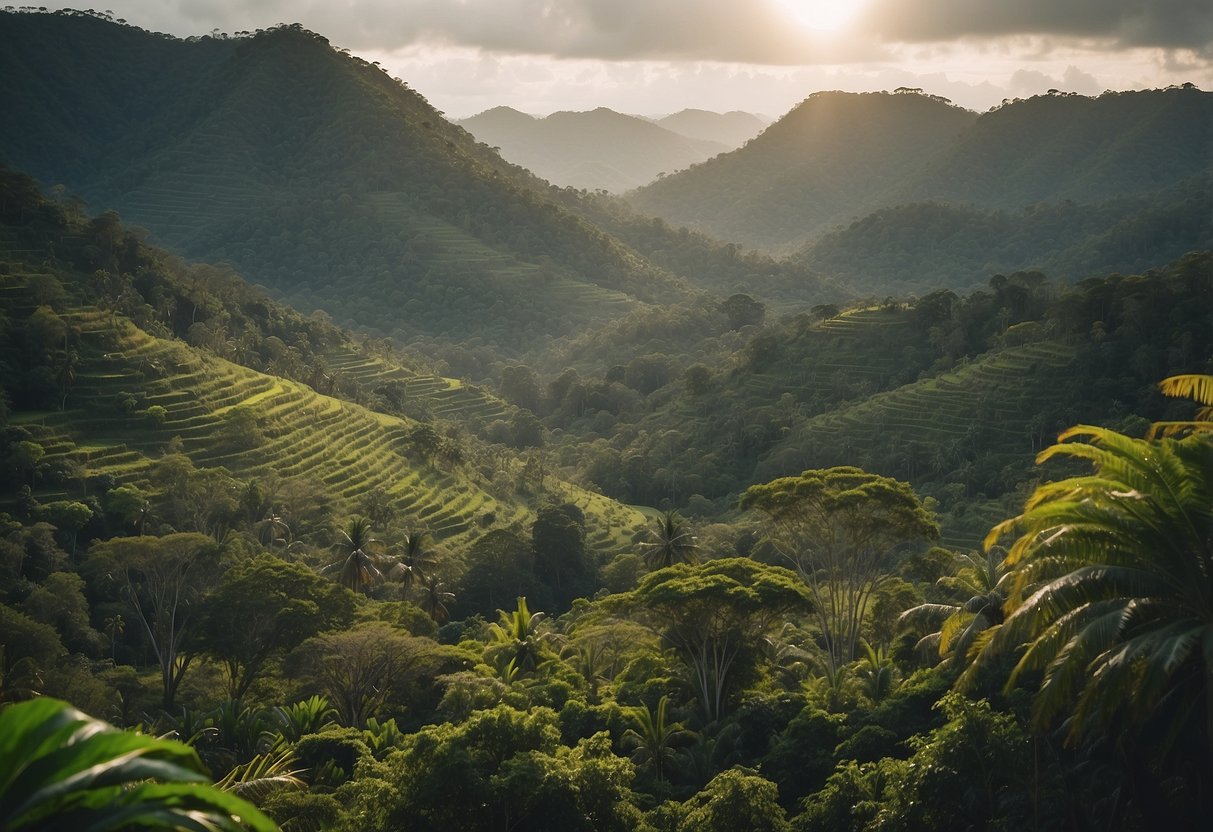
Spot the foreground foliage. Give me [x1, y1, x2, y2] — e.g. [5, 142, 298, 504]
[0, 697, 275, 831]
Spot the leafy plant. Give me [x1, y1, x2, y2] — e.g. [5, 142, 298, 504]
[0, 697, 276, 831]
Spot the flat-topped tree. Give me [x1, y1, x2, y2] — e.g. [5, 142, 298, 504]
[741, 467, 938, 674]
[613, 558, 812, 722]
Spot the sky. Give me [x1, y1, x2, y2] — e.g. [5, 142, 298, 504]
[34, 1, 1213, 118]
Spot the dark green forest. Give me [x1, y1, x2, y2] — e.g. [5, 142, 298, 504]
[2, 8, 1212, 832]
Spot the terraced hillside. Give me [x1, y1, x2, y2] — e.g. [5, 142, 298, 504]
[755, 340, 1080, 547]
[0, 277, 646, 555]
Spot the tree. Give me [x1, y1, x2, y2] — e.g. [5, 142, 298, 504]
[639, 510, 698, 570]
[286, 622, 462, 728]
[40, 500, 92, 557]
[621, 695, 694, 784]
[898, 548, 1011, 665]
[322, 516, 392, 593]
[721, 293, 765, 330]
[391, 528, 434, 589]
[741, 467, 938, 673]
[418, 575, 455, 624]
[677, 768, 790, 832]
[616, 559, 812, 722]
[487, 597, 558, 676]
[88, 533, 221, 710]
[199, 553, 356, 699]
[532, 503, 590, 609]
[963, 425, 1213, 765]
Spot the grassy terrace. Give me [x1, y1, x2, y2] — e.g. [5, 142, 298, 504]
[324, 347, 513, 424]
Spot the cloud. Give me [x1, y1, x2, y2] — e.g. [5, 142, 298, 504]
[1008, 65, 1103, 97]
[858, 0, 1213, 52]
[97, 0, 881, 64]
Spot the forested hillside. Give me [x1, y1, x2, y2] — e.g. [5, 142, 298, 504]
[501, 257, 1213, 550]
[0, 11, 704, 354]
[629, 87, 1213, 273]
[0, 167, 647, 608]
[628, 90, 978, 251]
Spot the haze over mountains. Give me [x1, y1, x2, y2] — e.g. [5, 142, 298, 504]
[459, 106, 765, 192]
[630, 87, 1213, 285]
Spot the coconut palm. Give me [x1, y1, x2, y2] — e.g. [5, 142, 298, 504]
[899, 548, 1011, 665]
[488, 597, 558, 674]
[622, 695, 695, 784]
[0, 697, 275, 831]
[419, 574, 455, 624]
[639, 510, 698, 570]
[322, 517, 392, 593]
[389, 528, 434, 588]
[962, 425, 1213, 759]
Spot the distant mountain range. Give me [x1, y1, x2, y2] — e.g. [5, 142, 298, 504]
[629, 88, 1213, 263]
[459, 107, 765, 192]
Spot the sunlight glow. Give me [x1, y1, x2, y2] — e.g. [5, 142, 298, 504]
[775, 0, 867, 33]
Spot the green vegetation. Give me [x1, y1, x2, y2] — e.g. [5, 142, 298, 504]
[2, 10, 1212, 831]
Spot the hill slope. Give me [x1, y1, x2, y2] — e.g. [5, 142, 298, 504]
[629, 88, 1213, 260]
[460, 106, 729, 192]
[0, 167, 647, 554]
[0, 10, 695, 355]
[628, 90, 978, 252]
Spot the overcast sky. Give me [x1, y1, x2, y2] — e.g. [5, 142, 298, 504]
[35, 1, 1213, 117]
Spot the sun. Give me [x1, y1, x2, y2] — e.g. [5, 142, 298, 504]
[775, 0, 867, 33]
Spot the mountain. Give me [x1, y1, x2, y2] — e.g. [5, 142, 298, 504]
[629, 88, 1213, 259]
[653, 109, 768, 148]
[794, 176, 1213, 295]
[628, 90, 978, 252]
[459, 106, 729, 192]
[0, 11, 697, 356]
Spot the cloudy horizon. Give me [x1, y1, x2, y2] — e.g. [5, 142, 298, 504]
[29, 1, 1213, 118]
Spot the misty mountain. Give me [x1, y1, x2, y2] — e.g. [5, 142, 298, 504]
[651, 109, 768, 148]
[629, 87, 1213, 259]
[628, 90, 978, 252]
[460, 106, 729, 192]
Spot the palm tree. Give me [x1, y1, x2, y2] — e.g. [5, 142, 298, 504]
[488, 597, 557, 675]
[899, 548, 1011, 665]
[254, 512, 291, 549]
[389, 528, 433, 589]
[855, 640, 898, 703]
[622, 695, 695, 784]
[962, 424, 1213, 761]
[0, 698, 274, 831]
[639, 510, 698, 570]
[1150, 372, 1213, 436]
[418, 575, 455, 624]
[322, 517, 392, 593]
